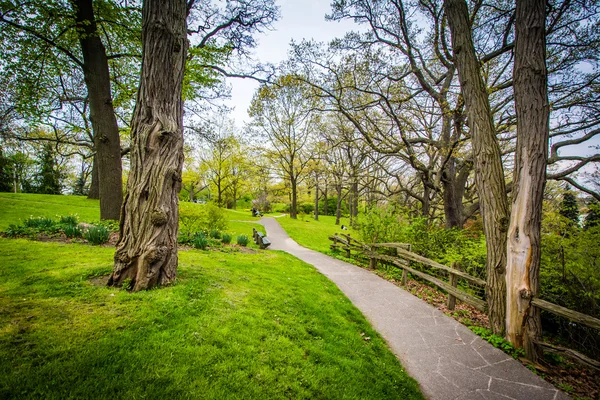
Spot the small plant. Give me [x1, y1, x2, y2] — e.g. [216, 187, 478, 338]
[4, 224, 32, 238]
[209, 229, 221, 239]
[121, 278, 133, 290]
[59, 215, 78, 225]
[192, 232, 209, 250]
[469, 326, 525, 359]
[24, 216, 55, 230]
[237, 234, 249, 247]
[63, 224, 82, 238]
[84, 225, 110, 245]
[221, 233, 232, 244]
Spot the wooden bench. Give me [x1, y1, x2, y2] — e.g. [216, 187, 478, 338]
[252, 228, 271, 249]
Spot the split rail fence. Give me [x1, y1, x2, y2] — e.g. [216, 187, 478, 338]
[329, 233, 600, 369]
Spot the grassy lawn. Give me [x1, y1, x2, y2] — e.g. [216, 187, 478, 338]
[0, 239, 422, 399]
[0, 194, 423, 399]
[277, 215, 357, 253]
[0, 193, 100, 229]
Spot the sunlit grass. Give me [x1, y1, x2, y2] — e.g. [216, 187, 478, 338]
[277, 214, 357, 253]
[0, 193, 100, 229]
[0, 238, 423, 399]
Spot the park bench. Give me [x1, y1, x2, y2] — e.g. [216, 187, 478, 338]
[252, 228, 271, 249]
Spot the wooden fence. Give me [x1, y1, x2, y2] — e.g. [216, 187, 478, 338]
[329, 233, 600, 369]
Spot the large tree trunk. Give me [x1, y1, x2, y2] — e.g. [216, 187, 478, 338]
[109, 0, 187, 291]
[505, 0, 549, 362]
[445, 0, 510, 335]
[74, 0, 122, 220]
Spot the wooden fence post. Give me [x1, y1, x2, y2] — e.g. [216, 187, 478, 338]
[345, 234, 351, 258]
[369, 246, 377, 269]
[397, 247, 408, 286]
[447, 262, 458, 310]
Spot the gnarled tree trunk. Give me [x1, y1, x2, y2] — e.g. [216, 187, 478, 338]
[109, 0, 187, 291]
[74, 0, 122, 220]
[445, 0, 509, 335]
[505, 0, 549, 362]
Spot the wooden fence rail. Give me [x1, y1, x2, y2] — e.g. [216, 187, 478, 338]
[329, 232, 600, 368]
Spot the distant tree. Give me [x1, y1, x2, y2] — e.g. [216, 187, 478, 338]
[0, 146, 11, 192]
[249, 75, 318, 219]
[27, 143, 63, 194]
[559, 189, 580, 226]
[584, 199, 600, 229]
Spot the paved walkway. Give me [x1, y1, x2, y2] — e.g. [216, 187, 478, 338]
[260, 217, 569, 400]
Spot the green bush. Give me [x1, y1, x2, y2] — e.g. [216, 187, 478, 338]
[469, 327, 524, 359]
[209, 229, 221, 239]
[23, 216, 55, 230]
[299, 203, 314, 214]
[205, 203, 227, 231]
[84, 226, 110, 245]
[192, 232, 208, 250]
[4, 224, 32, 238]
[237, 235, 249, 247]
[221, 233, 232, 244]
[63, 224, 82, 238]
[59, 215, 78, 225]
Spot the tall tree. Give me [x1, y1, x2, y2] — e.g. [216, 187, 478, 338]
[249, 75, 318, 219]
[0, 0, 140, 219]
[109, 0, 187, 291]
[505, 0, 549, 361]
[72, 0, 123, 219]
[444, 0, 509, 335]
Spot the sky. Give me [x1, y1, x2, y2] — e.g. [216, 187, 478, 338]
[221, 1, 599, 162]
[223, 0, 358, 128]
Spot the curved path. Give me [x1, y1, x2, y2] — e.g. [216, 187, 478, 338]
[260, 217, 569, 400]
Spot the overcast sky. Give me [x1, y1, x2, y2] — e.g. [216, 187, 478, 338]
[223, 0, 357, 127]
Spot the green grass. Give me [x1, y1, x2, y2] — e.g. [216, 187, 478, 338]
[0, 193, 100, 229]
[0, 194, 422, 399]
[0, 239, 423, 399]
[277, 215, 357, 253]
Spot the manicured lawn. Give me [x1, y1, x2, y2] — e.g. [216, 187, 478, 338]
[0, 194, 422, 399]
[277, 214, 357, 253]
[0, 239, 423, 399]
[0, 193, 100, 229]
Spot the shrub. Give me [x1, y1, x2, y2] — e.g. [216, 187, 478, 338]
[63, 224, 82, 238]
[209, 229, 221, 239]
[192, 232, 208, 250]
[221, 233, 232, 244]
[23, 216, 55, 230]
[299, 203, 314, 214]
[4, 224, 31, 238]
[205, 203, 227, 231]
[59, 215, 78, 225]
[84, 225, 110, 245]
[237, 235, 249, 247]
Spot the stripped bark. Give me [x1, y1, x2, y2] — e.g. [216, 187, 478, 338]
[109, 0, 187, 291]
[444, 0, 509, 335]
[506, 0, 549, 361]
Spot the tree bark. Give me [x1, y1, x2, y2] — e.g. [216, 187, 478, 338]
[505, 0, 549, 362]
[445, 0, 509, 335]
[73, 0, 122, 220]
[110, 0, 187, 291]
